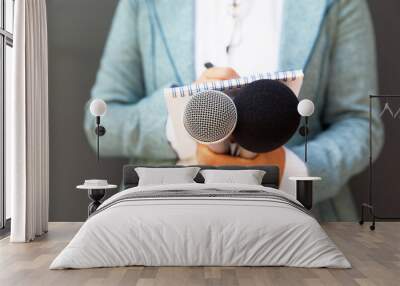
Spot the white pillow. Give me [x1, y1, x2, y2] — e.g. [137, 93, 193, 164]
[200, 169, 266, 185]
[135, 167, 200, 186]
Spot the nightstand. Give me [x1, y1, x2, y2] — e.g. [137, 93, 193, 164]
[289, 177, 321, 210]
[76, 183, 117, 216]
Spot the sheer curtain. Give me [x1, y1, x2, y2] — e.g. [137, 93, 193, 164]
[8, 0, 49, 242]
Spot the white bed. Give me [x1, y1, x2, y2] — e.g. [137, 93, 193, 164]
[50, 183, 350, 269]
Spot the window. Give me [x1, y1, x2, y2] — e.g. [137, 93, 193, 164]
[0, 0, 14, 231]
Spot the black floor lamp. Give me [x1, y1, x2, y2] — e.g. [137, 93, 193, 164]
[297, 99, 315, 162]
[89, 99, 107, 161]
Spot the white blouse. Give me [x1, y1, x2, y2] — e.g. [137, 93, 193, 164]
[195, 0, 284, 77]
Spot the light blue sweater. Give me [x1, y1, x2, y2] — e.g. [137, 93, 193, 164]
[85, 0, 384, 221]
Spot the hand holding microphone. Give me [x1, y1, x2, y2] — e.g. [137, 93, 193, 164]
[196, 144, 286, 177]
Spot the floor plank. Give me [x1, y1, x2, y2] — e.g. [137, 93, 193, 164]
[0, 222, 399, 286]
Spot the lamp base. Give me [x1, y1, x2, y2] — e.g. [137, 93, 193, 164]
[299, 126, 309, 137]
[95, 125, 106, 136]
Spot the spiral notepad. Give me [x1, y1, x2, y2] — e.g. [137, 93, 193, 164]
[164, 70, 304, 160]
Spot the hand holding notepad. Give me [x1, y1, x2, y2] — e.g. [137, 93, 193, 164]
[196, 65, 240, 83]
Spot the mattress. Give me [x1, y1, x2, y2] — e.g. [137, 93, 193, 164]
[50, 183, 350, 269]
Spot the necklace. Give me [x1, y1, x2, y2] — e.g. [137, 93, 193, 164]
[226, 0, 250, 55]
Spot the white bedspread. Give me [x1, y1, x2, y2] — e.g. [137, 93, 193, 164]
[50, 183, 350, 269]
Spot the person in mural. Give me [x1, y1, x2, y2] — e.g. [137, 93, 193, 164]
[84, 0, 384, 221]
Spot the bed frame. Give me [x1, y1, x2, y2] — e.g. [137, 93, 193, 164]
[122, 165, 280, 190]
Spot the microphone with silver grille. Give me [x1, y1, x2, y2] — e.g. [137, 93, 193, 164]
[183, 90, 237, 154]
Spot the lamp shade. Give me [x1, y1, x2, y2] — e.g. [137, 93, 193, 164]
[90, 99, 107, 117]
[297, 99, 315, 117]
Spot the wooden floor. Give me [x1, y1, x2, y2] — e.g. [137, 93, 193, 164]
[0, 222, 399, 286]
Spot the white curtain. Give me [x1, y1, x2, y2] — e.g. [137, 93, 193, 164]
[8, 0, 49, 242]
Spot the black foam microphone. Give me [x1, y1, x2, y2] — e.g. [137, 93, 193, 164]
[233, 79, 300, 153]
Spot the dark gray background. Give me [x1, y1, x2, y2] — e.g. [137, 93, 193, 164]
[47, 0, 400, 221]
[48, 0, 124, 221]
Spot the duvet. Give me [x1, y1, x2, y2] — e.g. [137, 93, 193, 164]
[50, 183, 350, 269]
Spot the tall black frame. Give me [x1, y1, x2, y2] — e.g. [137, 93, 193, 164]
[0, 0, 14, 231]
[359, 95, 400, 231]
